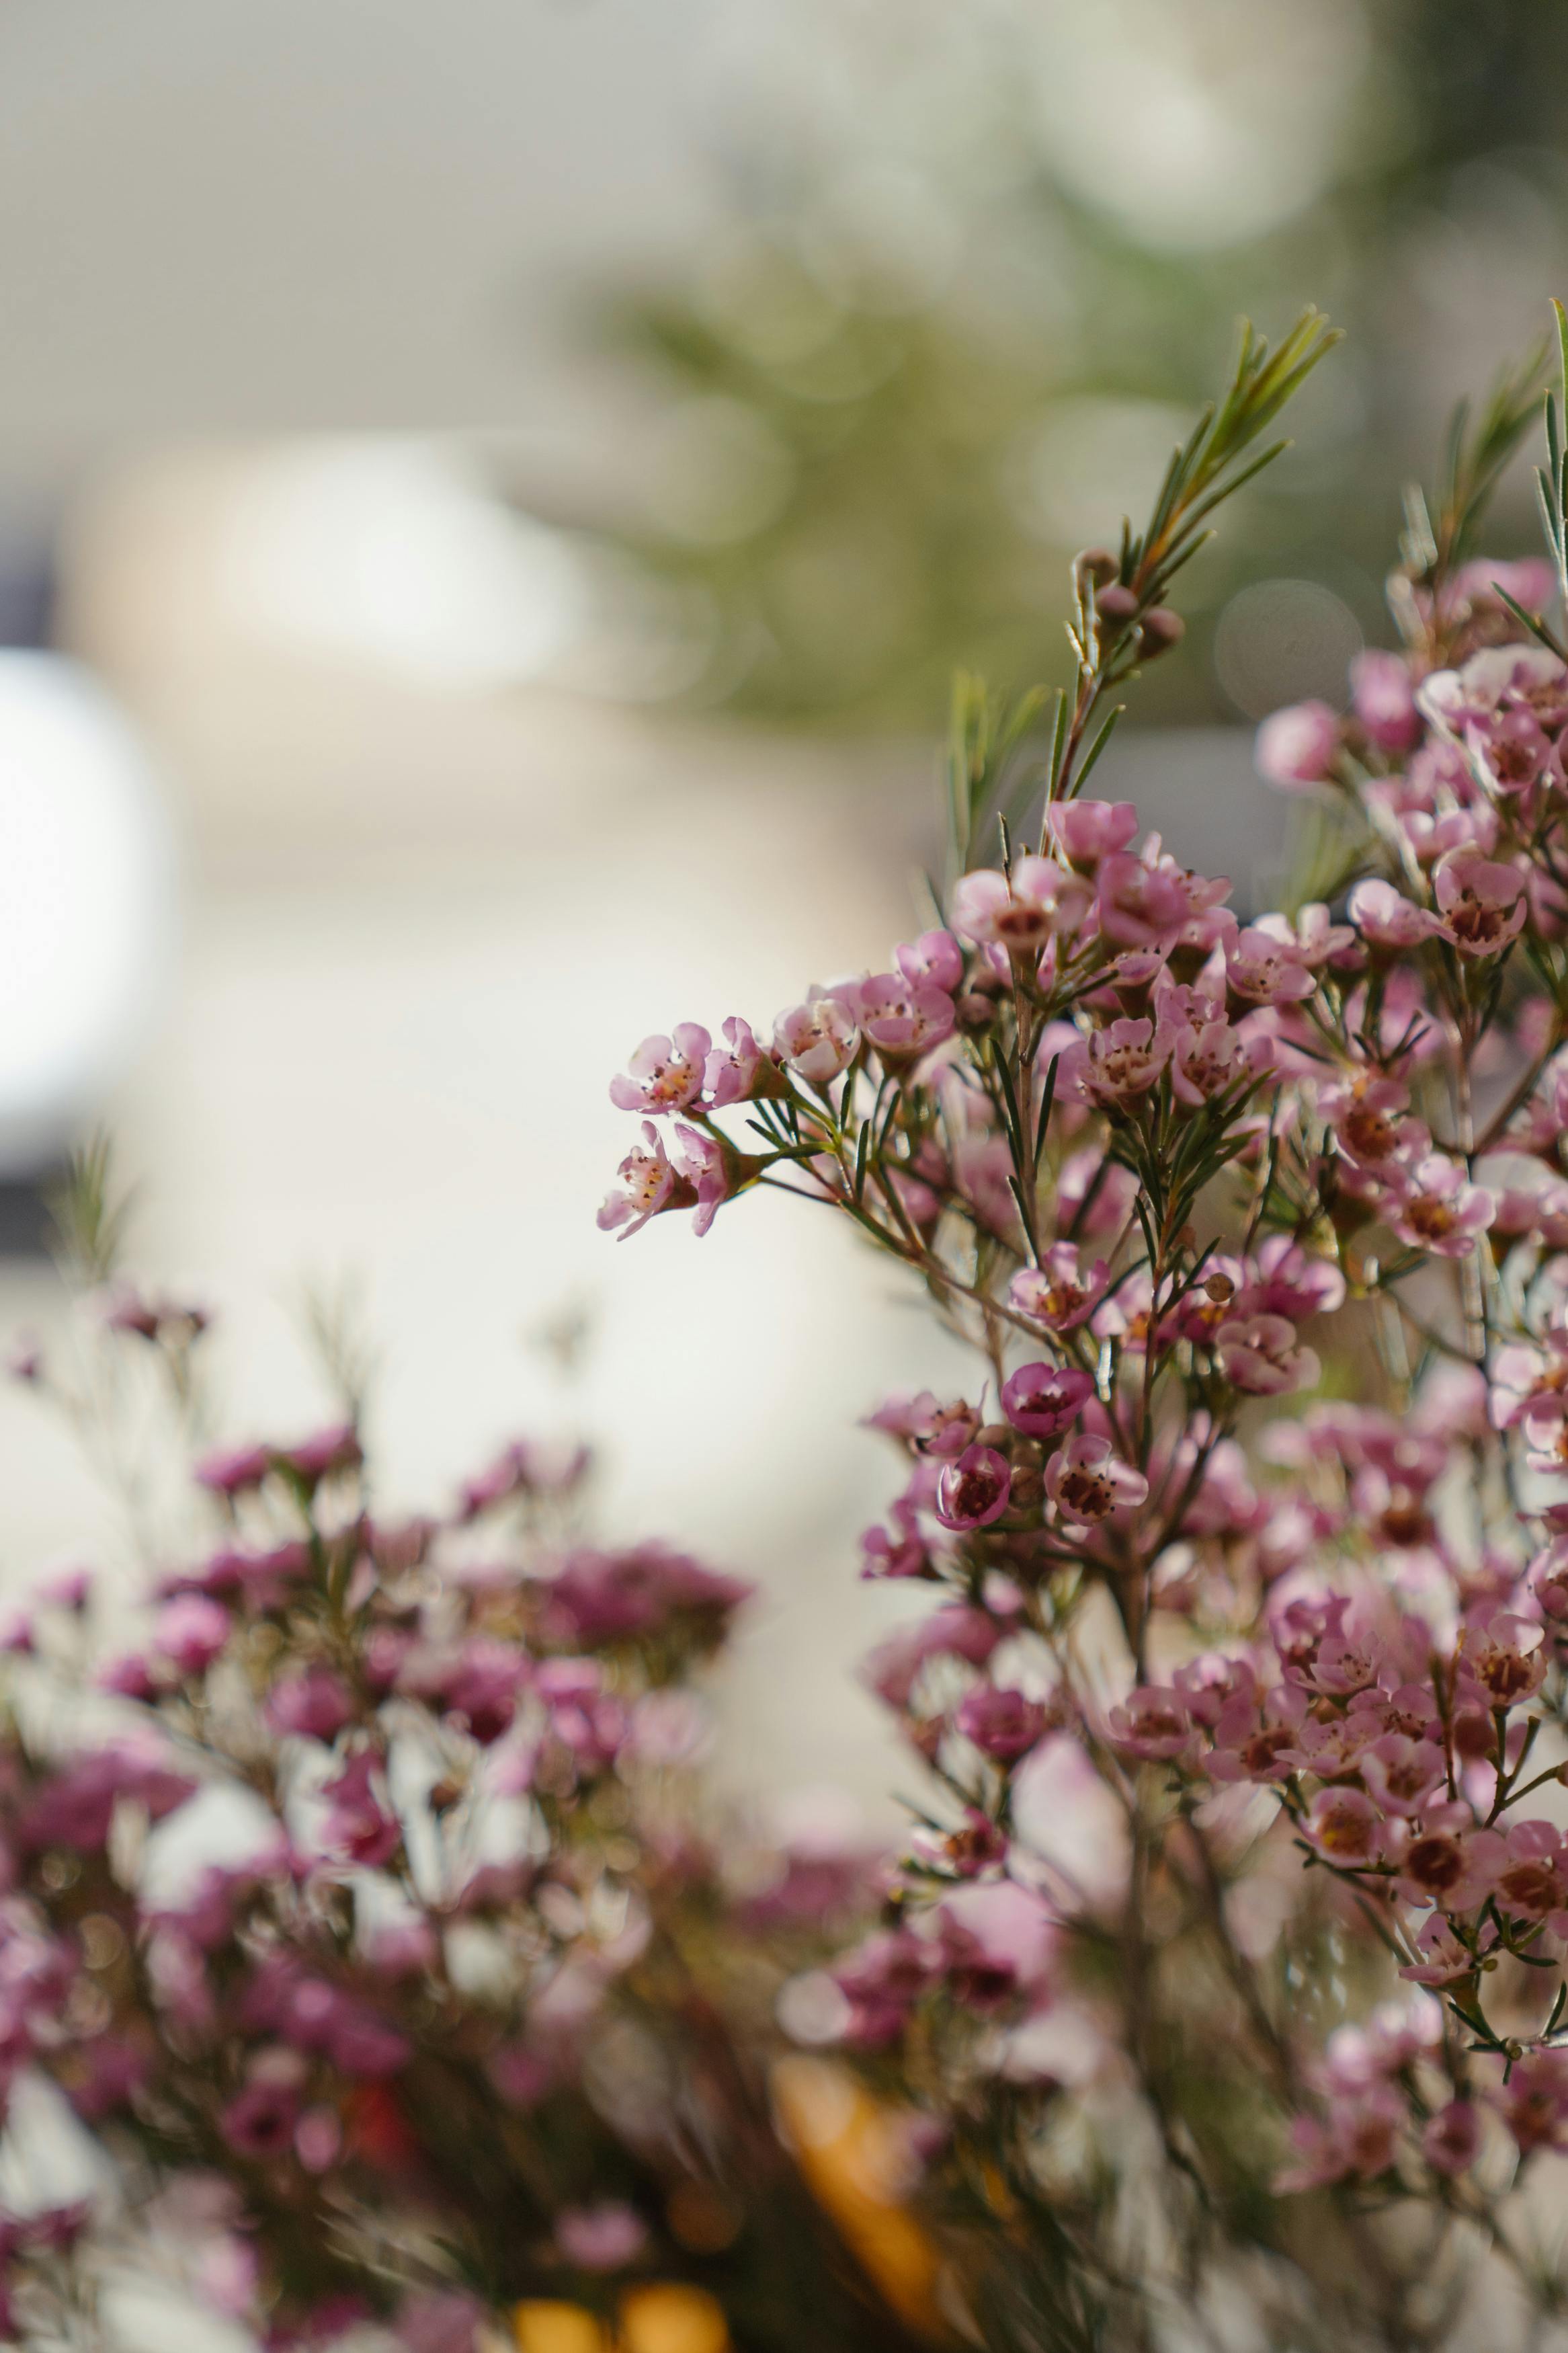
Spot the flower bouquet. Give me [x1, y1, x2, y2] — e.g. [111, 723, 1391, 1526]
[600, 305, 1568, 2348]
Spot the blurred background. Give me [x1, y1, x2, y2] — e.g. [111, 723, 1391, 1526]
[4, 0, 1568, 1816]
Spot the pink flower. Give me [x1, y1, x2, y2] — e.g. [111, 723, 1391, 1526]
[194, 1440, 273, 1497]
[895, 929, 964, 992]
[850, 971, 956, 1062]
[1275, 2090, 1402, 2190]
[1059, 1016, 1175, 1107]
[936, 1445, 1012, 1530]
[1040, 799, 1139, 867]
[1487, 1820, 1568, 1933]
[704, 1016, 766, 1106]
[865, 1391, 980, 1455]
[221, 2065, 302, 2159]
[955, 1683, 1046, 1759]
[1106, 1685, 1197, 1763]
[151, 1594, 231, 1676]
[1057, 1148, 1139, 1238]
[265, 1667, 355, 1743]
[1000, 1362, 1096, 1439]
[934, 1880, 1058, 2007]
[1044, 1435, 1149, 1530]
[1399, 1913, 1491, 1989]
[1432, 848, 1526, 957]
[596, 1121, 677, 1240]
[608, 1023, 711, 1114]
[952, 856, 1085, 955]
[1452, 556, 1559, 616]
[1494, 2049, 1568, 2155]
[862, 1607, 1002, 1710]
[1319, 1072, 1428, 1176]
[1387, 1153, 1496, 1259]
[1347, 878, 1442, 951]
[1359, 1734, 1446, 1817]
[1225, 926, 1315, 1005]
[555, 2202, 648, 2272]
[1236, 1236, 1346, 1321]
[671, 1123, 731, 1237]
[319, 1751, 401, 1868]
[1390, 1822, 1504, 1913]
[1350, 649, 1421, 752]
[1170, 1017, 1272, 1106]
[1007, 1244, 1110, 1332]
[1255, 699, 1339, 790]
[773, 995, 859, 1083]
[1093, 852, 1192, 949]
[1460, 1612, 1546, 1710]
[1214, 1313, 1319, 1397]
[1301, 1786, 1383, 1868]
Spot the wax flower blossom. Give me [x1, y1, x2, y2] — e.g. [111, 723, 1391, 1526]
[0, 1233, 917, 2353]
[598, 311, 1568, 2344]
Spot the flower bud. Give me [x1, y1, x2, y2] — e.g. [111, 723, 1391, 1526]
[1075, 547, 1118, 588]
[1137, 607, 1184, 658]
[1095, 584, 1139, 626]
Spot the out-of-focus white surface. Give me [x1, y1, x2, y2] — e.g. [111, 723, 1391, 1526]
[0, 655, 173, 1172]
[0, 448, 970, 1816]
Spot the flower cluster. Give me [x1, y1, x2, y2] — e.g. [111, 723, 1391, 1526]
[0, 1284, 923, 2353]
[604, 321, 1568, 2343]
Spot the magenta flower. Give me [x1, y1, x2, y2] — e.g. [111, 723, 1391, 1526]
[773, 994, 859, 1083]
[1000, 1362, 1095, 1438]
[1388, 1153, 1496, 1259]
[1432, 847, 1526, 957]
[936, 1445, 1012, 1530]
[1044, 1435, 1148, 1530]
[954, 1683, 1046, 1759]
[318, 1751, 401, 1868]
[194, 1439, 273, 1497]
[596, 1120, 677, 1240]
[152, 1594, 231, 1677]
[221, 2063, 302, 2159]
[1214, 1313, 1319, 1397]
[265, 1667, 356, 1743]
[609, 1023, 712, 1115]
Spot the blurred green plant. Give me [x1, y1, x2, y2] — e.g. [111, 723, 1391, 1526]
[579, 0, 1568, 727]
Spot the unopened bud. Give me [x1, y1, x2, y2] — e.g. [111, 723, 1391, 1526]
[1095, 584, 1139, 625]
[1075, 546, 1118, 588]
[1137, 606, 1185, 657]
[1204, 1273, 1235, 1306]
